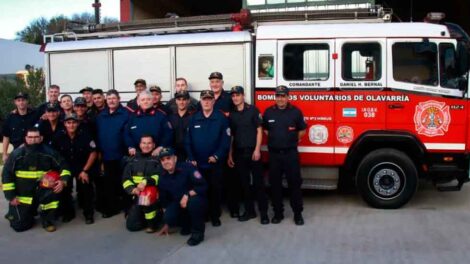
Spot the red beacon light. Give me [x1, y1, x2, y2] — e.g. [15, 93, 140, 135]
[231, 9, 251, 32]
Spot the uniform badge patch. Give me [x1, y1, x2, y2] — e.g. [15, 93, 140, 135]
[336, 126, 354, 144]
[309, 125, 328, 145]
[414, 100, 451, 137]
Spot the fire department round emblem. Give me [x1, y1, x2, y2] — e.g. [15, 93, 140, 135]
[336, 126, 354, 144]
[309, 125, 328, 145]
[414, 100, 451, 137]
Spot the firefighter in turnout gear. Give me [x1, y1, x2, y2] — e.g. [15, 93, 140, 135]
[2, 128, 71, 232]
[122, 135, 162, 233]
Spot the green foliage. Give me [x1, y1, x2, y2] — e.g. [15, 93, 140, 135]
[16, 12, 118, 44]
[0, 67, 45, 121]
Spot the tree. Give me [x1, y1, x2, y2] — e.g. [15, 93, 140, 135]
[16, 12, 118, 45]
[0, 67, 45, 122]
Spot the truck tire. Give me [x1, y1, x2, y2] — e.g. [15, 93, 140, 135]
[356, 148, 418, 209]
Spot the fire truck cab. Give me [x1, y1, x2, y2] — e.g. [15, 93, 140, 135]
[254, 21, 470, 208]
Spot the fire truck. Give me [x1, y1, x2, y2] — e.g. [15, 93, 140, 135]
[43, 5, 470, 209]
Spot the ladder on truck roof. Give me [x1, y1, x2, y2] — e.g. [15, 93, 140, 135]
[44, 5, 392, 43]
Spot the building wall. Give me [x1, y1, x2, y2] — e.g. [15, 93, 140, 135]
[0, 39, 43, 75]
[119, 0, 469, 34]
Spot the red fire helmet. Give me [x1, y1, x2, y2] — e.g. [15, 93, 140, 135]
[40, 171, 61, 189]
[138, 186, 159, 206]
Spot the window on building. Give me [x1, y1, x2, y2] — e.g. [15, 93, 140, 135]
[342, 42, 382, 81]
[283, 43, 329, 81]
[392, 42, 438, 86]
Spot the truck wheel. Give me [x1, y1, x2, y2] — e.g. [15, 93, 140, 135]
[356, 148, 418, 209]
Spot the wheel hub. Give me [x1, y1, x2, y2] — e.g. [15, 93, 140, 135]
[372, 168, 401, 197]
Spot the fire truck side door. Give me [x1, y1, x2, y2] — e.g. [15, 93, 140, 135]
[275, 39, 336, 165]
[386, 38, 467, 153]
[334, 38, 387, 165]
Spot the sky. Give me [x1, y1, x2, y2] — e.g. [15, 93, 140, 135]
[0, 0, 120, 40]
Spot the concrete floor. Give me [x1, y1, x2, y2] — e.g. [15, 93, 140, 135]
[1, 181, 470, 264]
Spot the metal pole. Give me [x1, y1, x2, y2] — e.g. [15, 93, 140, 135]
[93, 0, 101, 24]
[410, 0, 413, 22]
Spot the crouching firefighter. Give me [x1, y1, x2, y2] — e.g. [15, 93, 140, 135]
[156, 147, 208, 246]
[2, 128, 71, 232]
[122, 135, 161, 233]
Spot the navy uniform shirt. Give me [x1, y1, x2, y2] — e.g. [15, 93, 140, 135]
[2, 109, 38, 148]
[214, 90, 233, 116]
[37, 120, 65, 147]
[153, 103, 172, 116]
[185, 110, 230, 169]
[124, 107, 173, 149]
[262, 103, 307, 150]
[126, 97, 139, 112]
[158, 162, 207, 208]
[229, 103, 263, 149]
[168, 110, 193, 160]
[52, 130, 97, 175]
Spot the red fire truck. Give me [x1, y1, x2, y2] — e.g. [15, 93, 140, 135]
[44, 7, 470, 208]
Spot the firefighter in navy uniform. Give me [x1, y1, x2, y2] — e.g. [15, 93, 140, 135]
[156, 147, 207, 246]
[208, 71, 233, 115]
[150, 85, 172, 115]
[52, 114, 97, 224]
[2, 128, 71, 232]
[228, 86, 269, 224]
[2, 92, 38, 163]
[126, 79, 147, 112]
[185, 90, 230, 227]
[37, 102, 64, 146]
[122, 135, 161, 233]
[168, 90, 193, 161]
[208, 72, 240, 217]
[262, 85, 307, 225]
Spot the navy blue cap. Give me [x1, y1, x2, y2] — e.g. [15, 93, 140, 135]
[175, 90, 190, 99]
[46, 102, 60, 112]
[275, 85, 289, 95]
[200, 90, 215, 99]
[63, 113, 79, 122]
[208, 72, 223, 80]
[149, 85, 162, 93]
[79, 86, 93, 93]
[159, 147, 175, 159]
[230, 86, 244, 95]
[74, 97, 87, 106]
[14, 92, 29, 100]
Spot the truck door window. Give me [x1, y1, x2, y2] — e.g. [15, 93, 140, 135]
[283, 43, 329, 81]
[342, 43, 381, 81]
[392, 42, 438, 86]
[439, 43, 459, 89]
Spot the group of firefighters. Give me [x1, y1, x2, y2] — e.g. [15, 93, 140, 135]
[1, 72, 307, 246]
